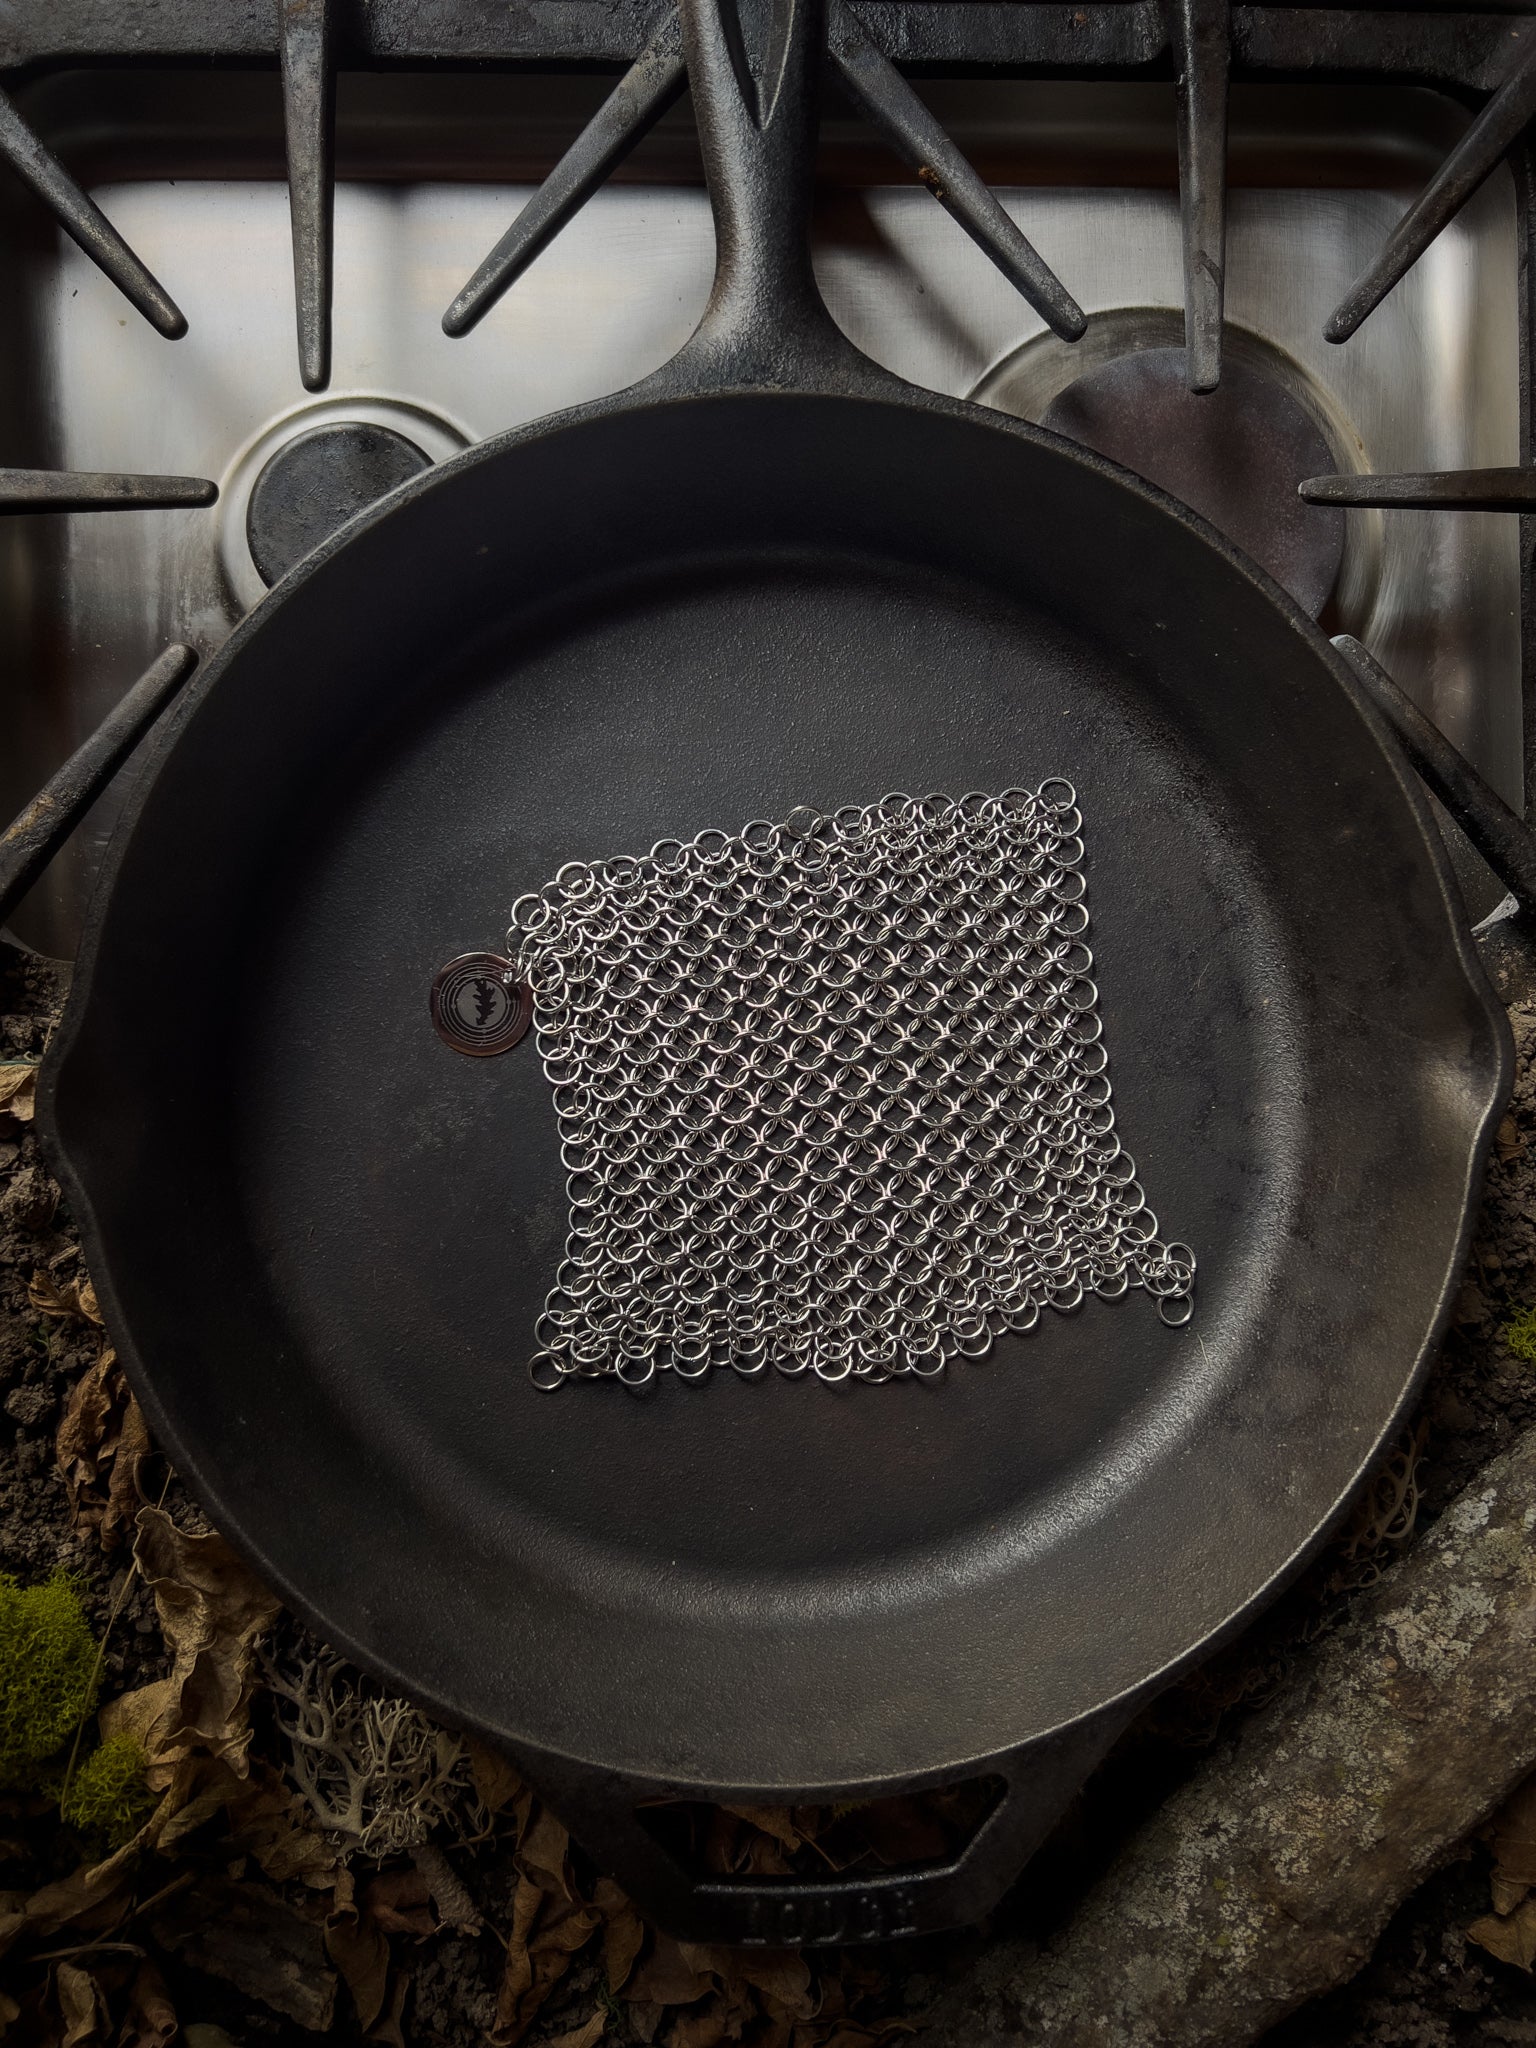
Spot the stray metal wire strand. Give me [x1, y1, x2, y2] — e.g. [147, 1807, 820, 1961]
[0, 88, 186, 339]
[1302, 468, 1536, 512]
[0, 470, 218, 514]
[1163, 0, 1229, 392]
[442, 10, 688, 339]
[1324, 32, 1536, 346]
[280, 0, 336, 392]
[828, 0, 1086, 343]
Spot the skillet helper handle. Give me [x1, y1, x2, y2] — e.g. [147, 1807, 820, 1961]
[678, 0, 855, 383]
[517, 1707, 1130, 1946]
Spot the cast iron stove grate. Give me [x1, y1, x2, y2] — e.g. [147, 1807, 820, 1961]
[5, 0, 1536, 929]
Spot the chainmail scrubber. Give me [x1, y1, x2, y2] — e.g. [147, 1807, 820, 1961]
[507, 783, 1195, 1388]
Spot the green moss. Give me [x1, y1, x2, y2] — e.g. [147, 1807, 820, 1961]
[1503, 1305, 1536, 1364]
[0, 1570, 99, 1788]
[59, 1733, 154, 1850]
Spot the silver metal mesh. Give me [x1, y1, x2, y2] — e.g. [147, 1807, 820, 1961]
[508, 784, 1195, 1389]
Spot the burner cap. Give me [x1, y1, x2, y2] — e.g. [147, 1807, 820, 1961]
[246, 421, 432, 587]
[1040, 347, 1345, 619]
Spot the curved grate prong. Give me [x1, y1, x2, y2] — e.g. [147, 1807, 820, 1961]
[0, 643, 199, 931]
[828, 0, 1084, 343]
[1302, 469, 1536, 512]
[0, 470, 218, 513]
[443, 10, 687, 339]
[0, 88, 186, 339]
[1163, 0, 1229, 392]
[1324, 34, 1536, 346]
[280, 0, 336, 392]
[1332, 634, 1536, 917]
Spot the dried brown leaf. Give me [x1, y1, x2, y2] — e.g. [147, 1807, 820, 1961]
[594, 1876, 645, 1994]
[55, 1352, 146, 1547]
[105, 1397, 151, 1548]
[224, 1762, 339, 1888]
[131, 1505, 281, 1783]
[546, 2019, 606, 2048]
[740, 1830, 794, 1877]
[56, 1353, 117, 1499]
[1488, 1773, 1536, 1910]
[56, 1352, 115, 1456]
[492, 1801, 600, 2046]
[367, 1966, 410, 2048]
[97, 1679, 177, 1776]
[118, 1960, 176, 2048]
[733, 1949, 816, 2020]
[0, 1757, 246, 1961]
[326, 1871, 392, 2033]
[0, 1835, 141, 1958]
[0, 1064, 36, 1124]
[364, 1866, 436, 1939]
[667, 1997, 730, 2048]
[150, 1756, 246, 1853]
[30, 1270, 100, 1323]
[662, 1940, 815, 2037]
[55, 1963, 109, 2048]
[719, 1804, 804, 1852]
[519, 1805, 575, 1891]
[812, 2031, 912, 2048]
[1470, 1898, 1536, 1971]
[626, 1932, 713, 2009]
[466, 1736, 523, 1815]
[496, 1873, 601, 2045]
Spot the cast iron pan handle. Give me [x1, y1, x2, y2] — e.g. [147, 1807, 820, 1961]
[508, 0, 1116, 1945]
[517, 1704, 1131, 1945]
[671, 0, 880, 391]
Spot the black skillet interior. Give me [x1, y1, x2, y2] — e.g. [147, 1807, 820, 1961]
[47, 389, 1508, 1775]
[40, 0, 1511, 1943]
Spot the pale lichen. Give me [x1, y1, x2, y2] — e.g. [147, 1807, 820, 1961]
[260, 1629, 485, 1856]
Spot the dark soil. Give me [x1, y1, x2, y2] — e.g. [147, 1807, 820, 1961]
[0, 942, 167, 1693]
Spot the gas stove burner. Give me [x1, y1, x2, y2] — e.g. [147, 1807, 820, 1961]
[1040, 349, 1343, 619]
[215, 396, 472, 613]
[973, 315, 1359, 623]
[247, 421, 431, 588]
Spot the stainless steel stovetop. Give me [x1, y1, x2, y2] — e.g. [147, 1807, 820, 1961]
[0, 62, 1521, 951]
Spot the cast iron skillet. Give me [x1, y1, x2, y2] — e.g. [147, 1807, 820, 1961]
[42, 0, 1510, 1945]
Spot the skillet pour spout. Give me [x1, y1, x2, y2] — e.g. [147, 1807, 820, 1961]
[40, 0, 1512, 1944]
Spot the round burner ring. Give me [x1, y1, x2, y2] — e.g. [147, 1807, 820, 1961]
[247, 422, 433, 588]
[972, 313, 1377, 626]
[1040, 348, 1343, 620]
[215, 393, 472, 613]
